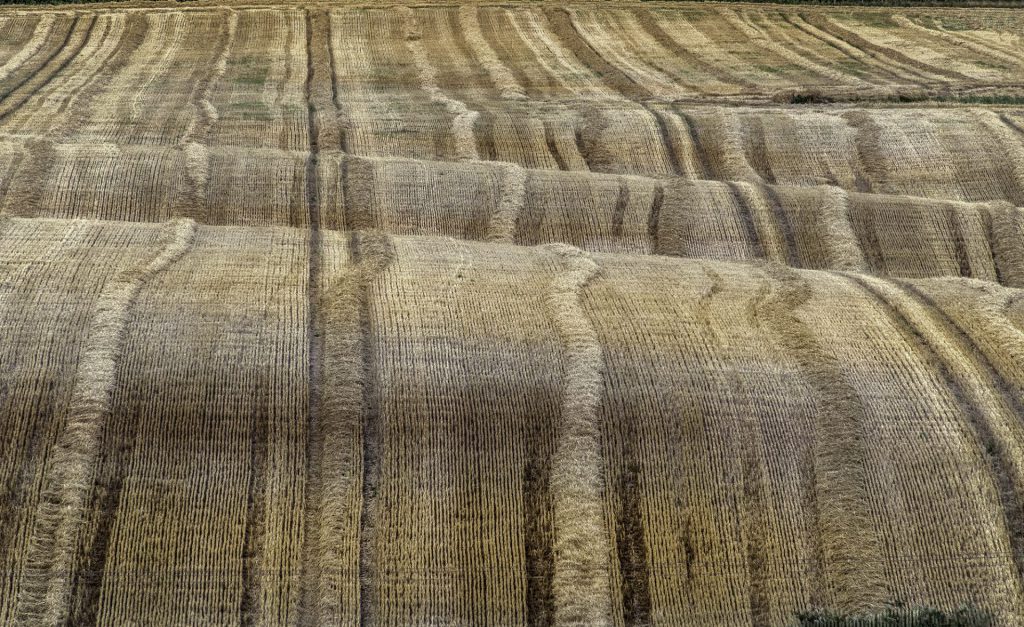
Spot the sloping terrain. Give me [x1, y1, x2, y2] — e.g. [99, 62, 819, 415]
[1, 2, 1024, 625]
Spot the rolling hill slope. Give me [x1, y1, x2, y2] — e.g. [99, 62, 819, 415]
[1, 2, 1024, 625]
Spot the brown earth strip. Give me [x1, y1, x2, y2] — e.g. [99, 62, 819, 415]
[574, 124, 593, 172]
[306, 5, 323, 305]
[524, 437, 556, 626]
[339, 154, 352, 228]
[757, 267, 888, 613]
[762, 184, 800, 267]
[728, 181, 766, 259]
[239, 404, 271, 626]
[842, 111, 881, 194]
[944, 206, 972, 278]
[308, 4, 325, 606]
[612, 178, 629, 238]
[671, 108, 711, 180]
[647, 105, 682, 176]
[474, 111, 498, 162]
[544, 121, 569, 171]
[647, 182, 664, 255]
[295, 11, 325, 624]
[615, 459, 651, 626]
[850, 205, 887, 281]
[987, 203, 1024, 288]
[984, 208, 1007, 286]
[740, 429, 771, 627]
[575, 108, 612, 172]
[350, 232, 394, 627]
[515, 173, 545, 247]
[744, 117, 777, 185]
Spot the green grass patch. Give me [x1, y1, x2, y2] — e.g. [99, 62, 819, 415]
[796, 604, 993, 627]
[948, 94, 1024, 105]
[777, 86, 1024, 106]
[230, 56, 269, 88]
[233, 74, 268, 87]
[642, 1, 1023, 6]
[932, 16, 974, 31]
[848, 12, 898, 28]
[226, 101, 273, 121]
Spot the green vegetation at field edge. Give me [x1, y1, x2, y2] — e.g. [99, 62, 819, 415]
[796, 604, 993, 627]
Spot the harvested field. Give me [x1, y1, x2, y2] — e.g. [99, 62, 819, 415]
[1, 1, 1024, 625]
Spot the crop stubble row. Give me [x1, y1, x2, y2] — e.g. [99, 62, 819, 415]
[1, 219, 1024, 622]
[2, 2, 1024, 625]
